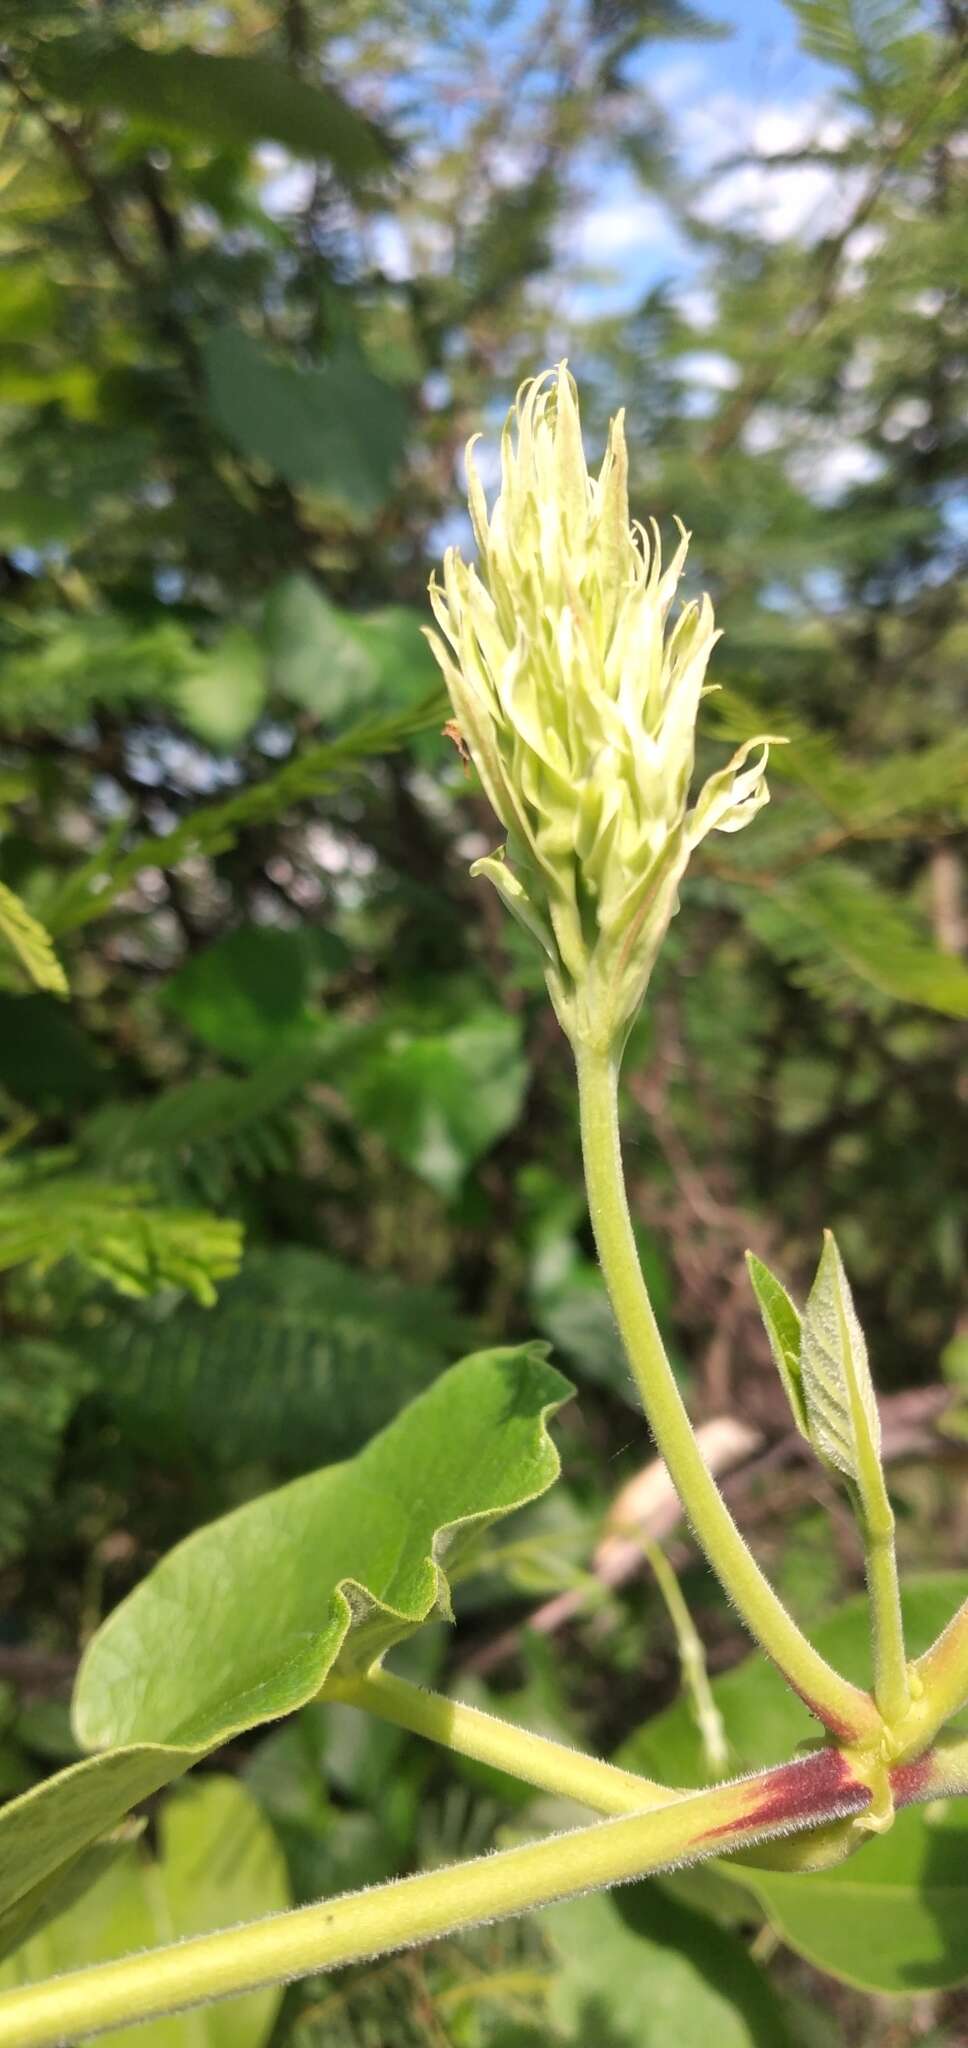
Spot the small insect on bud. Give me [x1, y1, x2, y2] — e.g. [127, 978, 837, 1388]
[425, 365, 780, 1054]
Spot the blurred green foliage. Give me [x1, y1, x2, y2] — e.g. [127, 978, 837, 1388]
[0, 0, 965, 2040]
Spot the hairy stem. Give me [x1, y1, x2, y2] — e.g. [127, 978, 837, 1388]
[642, 1539, 729, 1774]
[863, 1506, 910, 1729]
[0, 1748, 872, 2048]
[899, 1597, 968, 1757]
[575, 1041, 881, 1747]
[323, 1667, 679, 1814]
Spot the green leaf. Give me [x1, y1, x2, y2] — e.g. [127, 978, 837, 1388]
[799, 1231, 881, 1489]
[745, 1253, 807, 1435]
[0, 429, 153, 553]
[263, 575, 377, 722]
[739, 1799, 968, 1994]
[79, 1047, 331, 1207]
[75, 1248, 471, 1473]
[30, 37, 391, 175]
[0, 1777, 290, 2045]
[712, 690, 968, 834]
[0, 1751, 187, 1965]
[744, 864, 968, 1018]
[0, 1347, 570, 1940]
[263, 580, 437, 726]
[536, 1263, 633, 1399]
[0, 995, 106, 1110]
[0, 1841, 132, 1967]
[0, 1159, 242, 1306]
[75, 1342, 570, 1748]
[173, 628, 266, 751]
[0, 607, 195, 733]
[203, 330, 409, 518]
[545, 1884, 791, 2047]
[163, 925, 316, 1068]
[346, 1009, 528, 1198]
[0, 884, 66, 996]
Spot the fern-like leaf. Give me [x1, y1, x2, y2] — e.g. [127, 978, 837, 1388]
[713, 689, 968, 835]
[73, 1247, 471, 1472]
[742, 862, 968, 1017]
[46, 692, 443, 937]
[0, 1340, 85, 1565]
[0, 1156, 242, 1305]
[0, 883, 67, 997]
[78, 1044, 331, 1205]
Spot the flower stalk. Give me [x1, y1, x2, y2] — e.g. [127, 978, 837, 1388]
[575, 1041, 882, 1746]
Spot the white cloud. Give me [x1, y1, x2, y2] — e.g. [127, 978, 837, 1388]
[787, 434, 886, 501]
[676, 351, 740, 417]
[570, 192, 672, 262]
[647, 74, 862, 246]
[676, 351, 739, 389]
[742, 408, 885, 502]
[674, 283, 717, 331]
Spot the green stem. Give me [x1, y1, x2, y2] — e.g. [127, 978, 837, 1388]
[323, 1668, 679, 1815]
[575, 1041, 881, 1748]
[0, 1748, 873, 2048]
[642, 1539, 729, 1775]
[863, 1504, 910, 1728]
[895, 1598, 968, 1759]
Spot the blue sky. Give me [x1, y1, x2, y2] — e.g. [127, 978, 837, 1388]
[559, 0, 853, 318]
[665, 0, 836, 102]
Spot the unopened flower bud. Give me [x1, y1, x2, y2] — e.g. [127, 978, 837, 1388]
[426, 365, 778, 1053]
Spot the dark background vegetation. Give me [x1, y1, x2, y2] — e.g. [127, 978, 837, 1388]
[0, 1, 965, 2042]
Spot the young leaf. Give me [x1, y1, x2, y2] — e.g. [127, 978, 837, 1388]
[798, 1231, 882, 1490]
[0, 1347, 570, 1949]
[745, 1252, 807, 1436]
[0, 884, 67, 997]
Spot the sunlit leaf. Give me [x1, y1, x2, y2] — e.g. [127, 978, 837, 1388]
[0, 1347, 570, 1950]
[0, 1778, 290, 2045]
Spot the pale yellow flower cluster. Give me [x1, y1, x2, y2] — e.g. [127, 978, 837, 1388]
[427, 365, 776, 1052]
